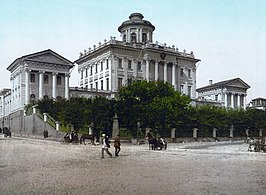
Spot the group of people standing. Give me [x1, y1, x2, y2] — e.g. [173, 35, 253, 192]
[101, 134, 121, 159]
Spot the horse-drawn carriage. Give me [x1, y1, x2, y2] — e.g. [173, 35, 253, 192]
[146, 132, 167, 150]
[247, 137, 266, 152]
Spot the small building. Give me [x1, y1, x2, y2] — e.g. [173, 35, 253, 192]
[196, 78, 250, 109]
[250, 97, 266, 111]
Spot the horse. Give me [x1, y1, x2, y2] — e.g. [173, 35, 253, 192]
[80, 133, 96, 145]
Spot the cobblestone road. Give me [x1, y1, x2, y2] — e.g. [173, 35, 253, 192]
[0, 136, 265, 195]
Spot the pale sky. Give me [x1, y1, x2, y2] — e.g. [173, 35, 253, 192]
[1, 0, 265, 102]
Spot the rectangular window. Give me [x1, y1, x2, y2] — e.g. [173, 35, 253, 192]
[106, 78, 109, 90]
[180, 68, 184, 77]
[118, 78, 123, 89]
[95, 82, 98, 91]
[137, 61, 141, 71]
[118, 59, 122, 68]
[90, 83, 93, 89]
[85, 68, 88, 77]
[180, 84, 184, 93]
[188, 69, 191, 78]
[101, 61, 103, 71]
[44, 75, 49, 84]
[106, 59, 109, 69]
[57, 76, 61, 85]
[80, 70, 83, 79]
[95, 64, 98, 73]
[188, 86, 192, 97]
[128, 60, 132, 69]
[30, 73, 35, 83]
[90, 67, 93, 75]
[100, 80, 104, 90]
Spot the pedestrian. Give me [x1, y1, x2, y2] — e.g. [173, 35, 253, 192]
[101, 134, 112, 159]
[114, 134, 121, 157]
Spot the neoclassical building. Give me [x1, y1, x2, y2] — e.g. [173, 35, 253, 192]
[0, 49, 74, 131]
[75, 13, 200, 99]
[196, 78, 250, 108]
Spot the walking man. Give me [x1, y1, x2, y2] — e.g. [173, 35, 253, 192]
[101, 134, 112, 159]
[114, 134, 121, 156]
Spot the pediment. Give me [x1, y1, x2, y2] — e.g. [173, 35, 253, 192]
[226, 79, 250, 89]
[26, 50, 73, 66]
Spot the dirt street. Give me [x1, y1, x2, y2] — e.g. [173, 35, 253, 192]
[0, 137, 265, 195]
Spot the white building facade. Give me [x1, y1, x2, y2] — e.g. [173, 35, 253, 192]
[75, 13, 200, 99]
[0, 49, 74, 131]
[196, 78, 250, 109]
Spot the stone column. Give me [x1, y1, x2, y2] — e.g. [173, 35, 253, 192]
[172, 63, 176, 90]
[128, 30, 131, 43]
[43, 113, 48, 122]
[141, 60, 145, 80]
[164, 62, 167, 82]
[32, 105, 37, 114]
[244, 95, 247, 109]
[140, 28, 143, 43]
[213, 128, 217, 139]
[65, 73, 70, 99]
[25, 69, 29, 105]
[146, 60, 150, 82]
[112, 113, 119, 138]
[112, 55, 118, 91]
[259, 129, 263, 137]
[39, 71, 44, 100]
[224, 93, 228, 107]
[237, 94, 240, 107]
[229, 125, 234, 138]
[122, 58, 128, 85]
[133, 59, 137, 78]
[231, 93, 234, 108]
[155, 60, 159, 81]
[191, 68, 196, 99]
[171, 128, 176, 139]
[55, 121, 60, 131]
[52, 73, 57, 99]
[193, 128, 198, 139]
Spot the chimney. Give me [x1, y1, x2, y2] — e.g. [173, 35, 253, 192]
[209, 80, 213, 85]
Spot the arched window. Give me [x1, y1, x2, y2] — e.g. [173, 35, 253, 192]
[131, 33, 136, 43]
[142, 33, 147, 43]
